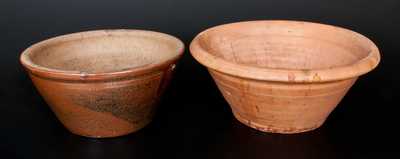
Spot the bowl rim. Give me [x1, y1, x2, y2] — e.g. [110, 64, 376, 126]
[20, 29, 185, 81]
[190, 20, 380, 83]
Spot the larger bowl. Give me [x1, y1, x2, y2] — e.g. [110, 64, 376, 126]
[20, 30, 184, 138]
[190, 20, 380, 133]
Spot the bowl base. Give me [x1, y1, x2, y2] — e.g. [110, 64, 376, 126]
[66, 118, 153, 138]
[232, 112, 323, 134]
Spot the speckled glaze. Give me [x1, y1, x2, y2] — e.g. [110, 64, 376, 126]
[20, 30, 184, 138]
[190, 20, 380, 134]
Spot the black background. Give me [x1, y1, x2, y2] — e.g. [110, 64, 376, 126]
[1, 0, 399, 158]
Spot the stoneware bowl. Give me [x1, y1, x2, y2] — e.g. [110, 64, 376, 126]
[190, 20, 380, 134]
[20, 30, 184, 138]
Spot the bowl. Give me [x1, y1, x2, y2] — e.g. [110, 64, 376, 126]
[190, 20, 380, 133]
[20, 29, 184, 137]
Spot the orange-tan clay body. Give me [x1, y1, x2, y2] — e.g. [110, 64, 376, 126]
[20, 30, 184, 138]
[190, 20, 380, 134]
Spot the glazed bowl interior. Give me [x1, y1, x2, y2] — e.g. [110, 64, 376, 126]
[22, 30, 184, 74]
[198, 22, 371, 70]
[192, 21, 380, 82]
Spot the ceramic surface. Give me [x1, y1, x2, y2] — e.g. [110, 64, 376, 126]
[21, 30, 184, 138]
[190, 20, 380, 133]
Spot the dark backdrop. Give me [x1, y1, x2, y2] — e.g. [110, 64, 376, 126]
[1, 0, 399, 158]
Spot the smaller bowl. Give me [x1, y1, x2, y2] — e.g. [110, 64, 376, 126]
[20, 30, 184, 138]
[190, 20, 380, 134]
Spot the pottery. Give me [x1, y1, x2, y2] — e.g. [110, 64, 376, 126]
[20, 30, 184, 138]
[190, 20, 380, 134]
